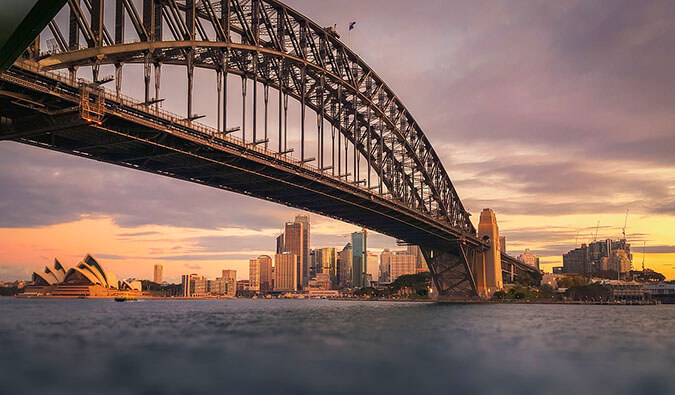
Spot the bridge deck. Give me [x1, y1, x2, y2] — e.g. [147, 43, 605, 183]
[0, 61, 482, 253]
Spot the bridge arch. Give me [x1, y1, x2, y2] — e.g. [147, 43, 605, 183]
[0, 0, 541, 298]
[34, 0, 474, 234]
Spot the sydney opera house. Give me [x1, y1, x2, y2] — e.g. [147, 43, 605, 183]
[25, 254, 120, 298]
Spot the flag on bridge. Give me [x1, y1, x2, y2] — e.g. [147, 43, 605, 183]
[349, 21, 357, 31]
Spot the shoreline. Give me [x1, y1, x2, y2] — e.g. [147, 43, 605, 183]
[7, 295, 665, 305]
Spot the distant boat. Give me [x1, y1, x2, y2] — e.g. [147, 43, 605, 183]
[115, 293, 136, 302]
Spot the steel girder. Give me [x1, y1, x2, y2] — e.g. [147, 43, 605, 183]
[420, 244, 479, 299]
[32, 0, 475, 234]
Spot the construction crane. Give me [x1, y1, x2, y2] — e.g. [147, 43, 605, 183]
[594, 221, 600, 241]
[642, 241, 646, 271]
[621, 209, 629, 240]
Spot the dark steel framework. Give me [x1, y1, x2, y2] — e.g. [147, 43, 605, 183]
[0, 0, 537, 298]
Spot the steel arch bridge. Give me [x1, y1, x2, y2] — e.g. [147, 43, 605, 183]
[0, 0, 537, 298]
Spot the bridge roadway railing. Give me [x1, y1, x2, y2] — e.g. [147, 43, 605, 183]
[6, 60, 485, 251]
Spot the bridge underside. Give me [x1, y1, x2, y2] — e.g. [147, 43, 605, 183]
[0, 63, 491, 298]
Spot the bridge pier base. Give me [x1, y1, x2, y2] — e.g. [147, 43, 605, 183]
[421, 246, 480, 300]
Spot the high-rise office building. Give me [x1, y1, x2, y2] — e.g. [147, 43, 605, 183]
[499, 237, 507, 253]
[367, 252, 378, 285]
[406, 245, 428, 271]
[315, 247, 337, 284]
[274, 252, 298, 291]
[295, 214, 311, 286]
[379, 249, 392, 282]
[338, 243, 353, 288]
[390, 253, 417, 282]
[249, 258, 260, 291]
[284, 221, 304, 288]
[276, 233, 285, 254]
[257, 255, 273, 292]
[563, 239, 632, 275]
[153, 264, 163, 284]
[352, 230, 367, 288]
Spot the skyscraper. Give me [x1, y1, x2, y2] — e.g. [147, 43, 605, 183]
[366, 252, 378, 285]
[284, 221, 304, 288]
[153, 264, 163, 284]
[274, 252, 298, 291]
[276, 233, 285, 254]
[406, 245, 427, 271]
[352, 230, 367, 288]
[249, 258, 260, 291]
[257, 255, 273, 292]
[295, 214, 311, 286]
[390, 253, 417, 282]
[338, 243, 353, 288]
[315, 247, 337, 285]
[379, 249, 392, 282]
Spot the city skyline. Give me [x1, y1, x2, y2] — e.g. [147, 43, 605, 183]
[1, 0, 674, 282]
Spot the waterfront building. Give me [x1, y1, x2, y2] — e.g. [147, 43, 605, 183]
[181, 274, 207, 297]
[31, 258, 66, 285]
[274, 252, 298, 292]
[120, 279, 142, 291]
[600, 280, 646, 302]
[258, 255, 273, 292]
[379, 249, 392, 283]
[284, 221, 305, 288]
[517, 249, 540, 271]
[236, 280, 250, 292]
[352, 231, 367, 288]
[207, 277, 237, 297]
[390, 253, 417, 282]
[644, 283, 675, 304]
[26, 255, 119, 297]
[153, 264, 163, 284]
[295, 214, 311, 287]
[308, 273, 332, 290]
[338, 243, 353, 288]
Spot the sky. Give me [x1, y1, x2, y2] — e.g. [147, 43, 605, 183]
[1, 0, 674, 282]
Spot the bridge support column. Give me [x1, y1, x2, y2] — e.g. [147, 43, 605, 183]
[420, 246, 479, 300]
[477, 208, 503, 296]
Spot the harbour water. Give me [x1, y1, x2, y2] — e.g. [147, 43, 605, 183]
[0, 299, 673, 395]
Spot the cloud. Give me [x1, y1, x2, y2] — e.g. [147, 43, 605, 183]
[0, 142, 290, 229]
[93, 254, 127, 260]
[116, 231, 160, 237]
[1, 0, 674, 279]
[184, 264, 202, 270]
